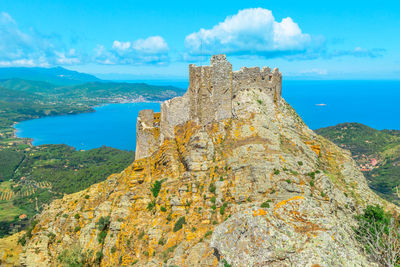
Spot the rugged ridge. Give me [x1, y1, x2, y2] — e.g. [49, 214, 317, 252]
[18, 55, 396, 266]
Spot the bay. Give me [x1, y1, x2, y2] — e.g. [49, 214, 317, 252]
[15, 102, 160, 151]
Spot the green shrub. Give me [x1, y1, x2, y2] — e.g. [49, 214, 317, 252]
[147, 200, 156, 211]
[286, 179, 291, 184]
[97, 230, 107, 243]
[96, 216, 110, 231]
[173, 217, 186, 232]
[273, 169, 280, 175]
[211, 204, 217, 210]
[354, 205, 400, 266]
[297, 161, 303, 166]
[307, 172, 316, 179]
[96, 216, 110, 244]
[111, 245, 117, 253]
[160, 206, 167, 212]
[223, 259, 232, 267]
[74, 214, 80, 219]
[74, 226, 81, 232]
[309, 180, 315, 187]
[261, 201, 270, 208]
[151, 180, 162, 198]
[209, 183, 216, 194]
[84, 195, 90, 199]
[220, 206, 225, 215]
[210, 196, 216, 203]
[58, 245, 90, 266]
[257, 99, 263, 105]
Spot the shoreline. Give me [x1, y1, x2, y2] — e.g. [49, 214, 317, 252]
[9, 99, 163, 150]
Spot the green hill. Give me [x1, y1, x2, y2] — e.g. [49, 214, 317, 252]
[316, 123, 400, 204]
[0, 86, 92, 131]
[0, 79, 57, 94]
[0, 78, 184, 104]
[0, 66, 101, 86]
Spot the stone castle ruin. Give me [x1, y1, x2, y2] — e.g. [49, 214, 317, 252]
[135, 54, 282, 159]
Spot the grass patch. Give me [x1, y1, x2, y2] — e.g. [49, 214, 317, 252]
[173, 217, 186, 232]
[261, 200, 271, 208]
[209, 183, 216, 194]
[151, 180, 162, 198]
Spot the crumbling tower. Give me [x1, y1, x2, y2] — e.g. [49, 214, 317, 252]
[135, 54, 282, 159]
[188, 54, 233, 124]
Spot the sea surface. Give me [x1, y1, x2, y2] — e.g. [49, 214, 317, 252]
[15, 102, 160, 151]
[15, 80, 400, 151]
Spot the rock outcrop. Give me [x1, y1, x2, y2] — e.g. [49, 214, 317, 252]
[18, 55, 397, 266]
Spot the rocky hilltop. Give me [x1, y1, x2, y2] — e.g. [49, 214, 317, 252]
[16, 55, 397, 266]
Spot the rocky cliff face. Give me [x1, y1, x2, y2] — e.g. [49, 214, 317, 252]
[18, 56, 396, 267]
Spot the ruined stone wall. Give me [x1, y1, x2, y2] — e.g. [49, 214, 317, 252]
[160, 92, 189, 141]
[135, 54, 282, 159]
[135, 109, 160, 159]
[232, 67, 282, 101]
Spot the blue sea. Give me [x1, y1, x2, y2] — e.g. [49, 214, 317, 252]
[15, 80, 400, 151]
[15, 102, 161, 151]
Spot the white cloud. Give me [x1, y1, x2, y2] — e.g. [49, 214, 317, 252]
[0, 59, 35, 67]
[55, 51, 81, 65]
[95, 36, 169, 65]
[132, 36, 168, 54]
[0, 12, 81, 66]
[112, 40, 131, 51]
[184, 8, 312, 58]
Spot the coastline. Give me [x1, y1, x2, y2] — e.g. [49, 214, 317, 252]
[9, 99, 165, 150]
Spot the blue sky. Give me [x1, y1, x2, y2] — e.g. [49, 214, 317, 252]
[0, 0, 399, 79]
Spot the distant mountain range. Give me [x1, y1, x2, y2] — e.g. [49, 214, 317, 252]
[0, 67, 185, 132]
[0, 66, 186, 105]
[0, 66, 101, 86]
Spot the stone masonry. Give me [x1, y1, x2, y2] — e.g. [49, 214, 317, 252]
[135, 54, 282, 159]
